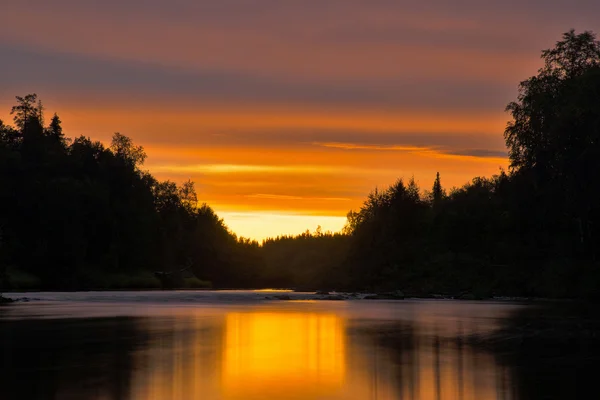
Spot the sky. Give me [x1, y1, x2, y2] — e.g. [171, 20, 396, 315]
[1, 0, 599, 240]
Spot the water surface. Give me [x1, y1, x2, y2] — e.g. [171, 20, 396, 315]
[0, 291, 533, 399]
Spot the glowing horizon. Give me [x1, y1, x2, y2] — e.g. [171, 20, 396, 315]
[0, 103, 510, 240]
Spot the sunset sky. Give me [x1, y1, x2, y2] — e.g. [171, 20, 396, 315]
[1, 0, 599, 240]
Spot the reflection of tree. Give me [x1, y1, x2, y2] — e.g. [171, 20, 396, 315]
[8, 306, 595, 400]
[127, 316, 225, 399]
[349, 320, 510, 400]
[0, 317, 145, 400]
[484, 303, 600, 400]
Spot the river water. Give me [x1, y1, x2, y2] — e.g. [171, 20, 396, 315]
[0, 291, 582, 399]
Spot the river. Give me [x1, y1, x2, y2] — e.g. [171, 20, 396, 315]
[0, 291, 588, 399]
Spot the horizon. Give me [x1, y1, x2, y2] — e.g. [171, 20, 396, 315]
[2, 0, 598, 240]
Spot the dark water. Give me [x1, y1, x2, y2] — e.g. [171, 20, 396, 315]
[0, 291, 590, 400]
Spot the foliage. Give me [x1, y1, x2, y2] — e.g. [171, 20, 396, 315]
[335, 30, 600, 297]
[261, 229, 350, 290]
[0, 97, 242, 290]
[183, 277, 212, 289]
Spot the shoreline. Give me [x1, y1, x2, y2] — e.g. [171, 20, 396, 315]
[0, 289, 562, 304]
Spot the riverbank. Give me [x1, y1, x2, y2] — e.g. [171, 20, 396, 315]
[1, 267, 212, 292]
[1, 266, 589, 301]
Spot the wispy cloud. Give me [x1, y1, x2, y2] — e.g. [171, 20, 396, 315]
[313, 142, 426, 152]
[246, 193, 351, 201]
[0, 43, 514, 111]
[445, 149, 508, 158]
[150, 163, 363, 175]
[312, 141, 507, 159]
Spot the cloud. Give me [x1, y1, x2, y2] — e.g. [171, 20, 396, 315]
[0, 44, 515, 111]
[312, 141, 507, 159]
[246, 194, 351, 202]
[149, 163, 352, 175]
[313, 142, 426, 152]
[445, 149, 508, 158]
[4, 0, 600, 86]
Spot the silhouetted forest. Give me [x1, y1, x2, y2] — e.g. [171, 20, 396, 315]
[0, 94, 249, 290]
[2, 30, 600, 298]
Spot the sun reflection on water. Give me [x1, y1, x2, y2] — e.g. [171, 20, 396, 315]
[222, 312, 345, 398]
[123, 302, 519, 400]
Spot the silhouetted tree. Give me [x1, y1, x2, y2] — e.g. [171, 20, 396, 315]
[505, 29, 600, 258]
[431, 172, 444, 206]
[46, 113, 67, 145]
[10, 93, 43, 131]
[110, 132, 146, 169]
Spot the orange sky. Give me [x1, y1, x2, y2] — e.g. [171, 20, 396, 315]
[2, 0, 598, 240]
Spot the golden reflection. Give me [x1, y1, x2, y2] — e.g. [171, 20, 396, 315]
[222, 312, 345, 399]
[129, 305, 516, 400]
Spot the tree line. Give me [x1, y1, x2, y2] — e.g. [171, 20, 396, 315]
[0, 94, 257, 290]
[339, 30, 600, 298]
[2, 30, 600, 298]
